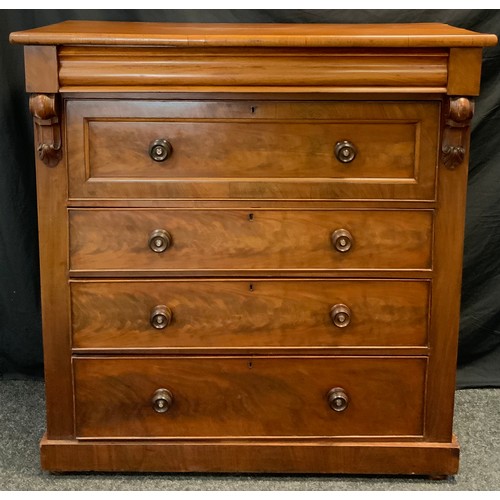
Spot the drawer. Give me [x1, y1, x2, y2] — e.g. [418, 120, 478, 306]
[69, 209, 433, 274]
[66, 99, 439, 200]
[71, 279, 430, 349]
[73, 356, 427, 439]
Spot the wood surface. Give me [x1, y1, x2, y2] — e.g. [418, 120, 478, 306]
[424, 95, 475, 441]
[23, 46, 58, 93]
[66, 99, 439, 200]
[70, 279, 430, 349]
[68, 209, 433, 274]
[10, 21, 497, 47]
[12, 22, 495, 95]
[73, 356, 426, 439]
[12, 19, 495, 475]
[29, 93, 62, 167]
[447, 48, 484, 95]
[40, 434, 460, 474]
[31, 99, 73, 439]
[57, 46, 448, 91]
[88, 116, 417, 179]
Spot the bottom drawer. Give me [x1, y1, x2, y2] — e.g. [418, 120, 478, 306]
[74, 356, 426, 439]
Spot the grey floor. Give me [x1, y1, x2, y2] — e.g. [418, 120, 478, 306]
[0, 379, 499, 490]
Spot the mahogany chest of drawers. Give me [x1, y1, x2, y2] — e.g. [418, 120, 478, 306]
[10, 21, 497, 476]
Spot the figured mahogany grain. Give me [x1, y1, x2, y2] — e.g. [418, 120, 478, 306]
[66, 99, 439, 200]
[73, 356, 427, 439]
[68, 209, 433, 274]
[12, 20, 496, 476]
[88, 120, 417, 179]
[71, 279, 430, 349]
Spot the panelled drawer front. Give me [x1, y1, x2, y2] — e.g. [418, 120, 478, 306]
[73, 356, 426, 439]
[71, 280, 430, 349]
[66, 99, 439, 200]
[69, 209, 433, 273]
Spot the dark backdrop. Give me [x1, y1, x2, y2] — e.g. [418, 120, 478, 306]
[1, 10, 500, 387]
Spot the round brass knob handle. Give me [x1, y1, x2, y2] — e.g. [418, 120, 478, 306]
[149, 139, 173, 162]
[148, 229, 172, 253]
[330, 304, 351, 328]
[151, 388, 173, 413]
[335, 140, 357, 163]
[331, 228, 353, 253]
[327, 387, 349, 412]
[150, 305, 172, 329]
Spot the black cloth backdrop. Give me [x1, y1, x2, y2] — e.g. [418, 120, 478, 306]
[1, 10, 500, 387]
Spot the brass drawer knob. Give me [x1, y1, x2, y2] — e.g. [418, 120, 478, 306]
[327, 387, 349, 412]
[148, 229, 172, 253]
[330, 304, 351, 328]
[331, 228, 353, 253]
[335, 140, 357, 163]
[150, 305, 172, 329]
[149, 138, 173, 162]
[151, 388, 173, 413]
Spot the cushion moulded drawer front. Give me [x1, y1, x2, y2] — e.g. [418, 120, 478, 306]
[73, 356, 427, 439]
[66, 99, 439, 200]
[71, 279, 430, 349]
[68, 209, 433, 274]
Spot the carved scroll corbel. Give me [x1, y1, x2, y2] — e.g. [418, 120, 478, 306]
[29, 93, 62, 167]
[441, 96, 474, 169]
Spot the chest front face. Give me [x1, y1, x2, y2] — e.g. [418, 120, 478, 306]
[10, 20, 497, 475]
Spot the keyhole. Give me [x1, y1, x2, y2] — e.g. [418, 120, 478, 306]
[251, 106, 256, 114]
[249, 283, 254, 292]
[248, 213, 254, 221]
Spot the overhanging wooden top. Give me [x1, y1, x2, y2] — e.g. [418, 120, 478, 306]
[10, 20, 498, 48]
